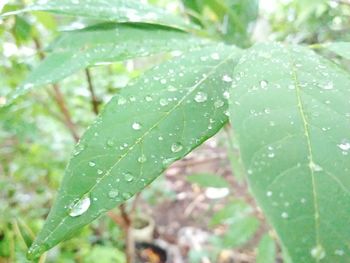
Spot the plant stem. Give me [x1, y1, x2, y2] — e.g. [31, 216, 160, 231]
[33, 37, 80, 142]
[85, 68, 99, 115]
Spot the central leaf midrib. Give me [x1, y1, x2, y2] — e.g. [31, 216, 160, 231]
[38, 49, 238, 246]
[288, 49, 322, 254]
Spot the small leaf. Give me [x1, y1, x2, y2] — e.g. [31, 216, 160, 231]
[187, 173, 230, 188]
[229, 43, 350, 262]
[27, 44, 241, 259]
[256, 234, 276, 263]
[1, 0, 197, 31]
[5, 23, 208, 105]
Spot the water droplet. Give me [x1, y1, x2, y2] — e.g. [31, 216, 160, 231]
[117, 97, 127, 105]
[171, 142, 183, 153]
[160, 79, 167, 84]
[97, 169, 103, 175]
[211, 53, 220, 60]
[338, 140, 350, 151]
[222, 75, 233, 82]
[138, 154, 147, 163]
[194, 92, 207, 103]
[145, 95, 153, 102]
[322, 82, 334, 90]
[266, 191, 273, 197]
[69, 195, 91, 217]
[132, 122, 142, 130]
[89, 161, 96, 167]
[124, 172, 134, 182]
[108, 189, 119, 199]
[214, 100, 224, 108]
[309, 161, 323, 172]
[281, 212, 288, 219]
[223, 91, 230, 99]
[159, 98, 168, 106]
[260, 80, 268, 89]
[268, 152, 275, 158]
[311, 245, 326, 260]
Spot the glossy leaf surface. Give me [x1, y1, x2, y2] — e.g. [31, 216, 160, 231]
[27, 45, 241, 258]
[229, 43, 350, 262]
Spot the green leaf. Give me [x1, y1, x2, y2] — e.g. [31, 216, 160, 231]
[229, 43, 350, 262]
[5, 23, 208, 105]
[256, 234, 276, 263]
[2, 0, 197, 31]
[187, 173, 230, 188]
[27, 45, 241, 259]
[323, 42, 350, 60]
[222, 216, 259, 248]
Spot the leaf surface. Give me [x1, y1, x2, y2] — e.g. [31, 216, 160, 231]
[6, 23, 208, 105]
[27, 45, 241, 259]
[229, 43, 350, 262]
[323, 42, 350, 60]
[1, 0, 196, 31]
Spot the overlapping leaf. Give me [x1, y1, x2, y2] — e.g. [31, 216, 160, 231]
[1, 0, 196, 31]
[229, 43, 350, 262]
[5, 23, 208, 105]
[27, 45, 241, 259]
[323, 42, 350, 60]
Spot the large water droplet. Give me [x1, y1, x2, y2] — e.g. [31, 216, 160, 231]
[260, 80, 268, 89]
[171, 142, 183, 153]
[311, 245, 326, 260]
[69, 195, 91, 217]
[194, 92, 207, 103]
[124, 172, 134, 182]
[132, 122, 142, 130]
[338, 140, 350, 151]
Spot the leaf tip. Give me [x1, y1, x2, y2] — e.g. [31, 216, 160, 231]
[26, 242, 48, 260]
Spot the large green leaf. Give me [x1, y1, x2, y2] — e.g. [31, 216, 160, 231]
[27, 45, 241, 259]
[229, 43, 350, 262]
[5, 23, 208, 105]
[1, 0, 196, 31]
[323, 42, 350, 60]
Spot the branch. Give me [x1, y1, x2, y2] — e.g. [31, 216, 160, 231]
[85, 68, 100, 115]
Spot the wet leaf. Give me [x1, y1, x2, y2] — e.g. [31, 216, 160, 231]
[5, 23, 207, 105]
[27, 45, 241, 259]
[229, 43, 350, 262]
[323, 42, 350, 60]
[1, 0, 196, 31]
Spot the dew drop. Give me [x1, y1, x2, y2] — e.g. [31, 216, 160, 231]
[266, 191, 273, 197]
[145, 95, 153, 102]
[194, 92, 208, 103]
[159, 98, 169, 106]
[138, 154, 147, 163]
[89, 161, 96, 167]
[132, 122, 142, 130]
[117, 97, 127, 105]
[214, 100, 224, 108]
[69, 195, 91, 217]
[311, 245, 326, 260]
[97, 169, 103, 175]
[338, 140, 350, 151]
[122, 192, 132, 200]
[260, 80, 268, 89]
[171, 142, 183, 153]
[309, 161, 323, 172]
[108, 189, 119, 199]
[211, 53, 220, 60]
[124, 172, 134, 182]
[222, 75, 233, 82]
[281, 212, 288, 219]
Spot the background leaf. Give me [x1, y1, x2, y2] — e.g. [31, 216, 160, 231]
[256, 234, 276, 263]
[5, 23, 208, 105]
[2, 0, 196, 31]
[323, 42, 350, 60]
[229, 43, 350, 262]
[27, 44, 241, 259]
[187, 173, 230, 188]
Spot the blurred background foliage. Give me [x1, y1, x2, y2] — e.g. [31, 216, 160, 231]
[1, 0, 350, 262]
